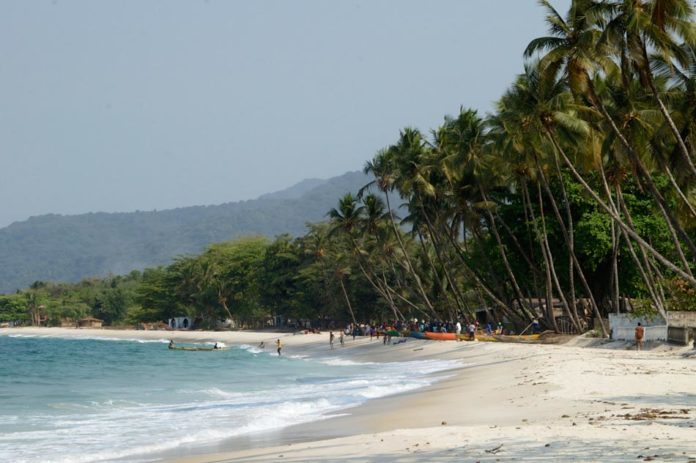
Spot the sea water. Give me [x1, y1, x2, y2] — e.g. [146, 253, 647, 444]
[0, 333, 458, 463]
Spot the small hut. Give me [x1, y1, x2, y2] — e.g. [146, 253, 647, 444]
[60, 318, 76, 328]
[168, 316, 193, 330]
[78, 317, 103, 328]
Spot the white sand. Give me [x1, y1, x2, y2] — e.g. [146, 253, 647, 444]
[5, 327, 696, 462]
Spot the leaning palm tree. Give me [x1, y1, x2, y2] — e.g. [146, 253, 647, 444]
[531, 58, 696, 287]
[363, 140, 437, 315]
[528, 0, 696, 267]
[602, 0, 696, 178]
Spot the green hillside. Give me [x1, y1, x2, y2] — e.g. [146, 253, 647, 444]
[0, 171, 374, 293]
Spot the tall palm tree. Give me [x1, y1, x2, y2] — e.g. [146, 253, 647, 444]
[363, 139, 437, 316]
[528, 0, 696, 268]
[603, 0, 696, 177]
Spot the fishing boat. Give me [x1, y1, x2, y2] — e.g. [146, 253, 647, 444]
[457, 333, 541, 343]
[492, 334, 541, 343]
[167, 342, 228, 351]
[424, 331, 457, 341]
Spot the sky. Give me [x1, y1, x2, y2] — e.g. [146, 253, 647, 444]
[0, 0, 571, 228]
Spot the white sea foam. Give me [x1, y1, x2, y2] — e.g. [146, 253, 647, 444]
[1, 336, 461, 463]
[318, 358, 378, 366]
[237, 343, 265, 354]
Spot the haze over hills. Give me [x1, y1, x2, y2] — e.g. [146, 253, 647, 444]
[0, 171, 379, 293]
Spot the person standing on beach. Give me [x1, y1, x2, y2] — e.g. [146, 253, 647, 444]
[330, 331, 335, 349]
[635, 323, 645, 350]
[276, 339, 282, 356]
[339, 331, 344, 347]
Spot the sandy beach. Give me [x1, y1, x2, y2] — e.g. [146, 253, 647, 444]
[6, 327, 696, 462]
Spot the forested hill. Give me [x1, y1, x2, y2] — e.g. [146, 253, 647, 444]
[0, 170, 375, 293]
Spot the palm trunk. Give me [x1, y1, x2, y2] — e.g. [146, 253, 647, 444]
[471, 227, 512, 304]
[616, 187, 667, 318]
[442, 228, 514, 314]
[382, 190, 436, 313]
[338, 276, 358, 326]
[355, 259, 401, 321]
[534, 157, 586, 331]
[550, 151, 581, 326]
[639, 44, 696, 179]
[536, 181, 572, 332]
[585, 79, 696, 263]
[519, 179, 546, 309]
[522, 181, 559, 331]
[610, 217, 620, 314]
[664, 162, 696, 218]
[417, 202, 469, 315]
[379, 271, 407, 321]
[545, 129, 696, 288]
[480, 188, 536, 322]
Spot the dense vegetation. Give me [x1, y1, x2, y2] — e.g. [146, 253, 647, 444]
[2, 0, 696, 332]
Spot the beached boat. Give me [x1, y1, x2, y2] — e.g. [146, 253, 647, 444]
[424, 331, 457, 341]
[457, 333, 542, 343]
[410, 331, 428, 339]
[493, 334, 541, 343]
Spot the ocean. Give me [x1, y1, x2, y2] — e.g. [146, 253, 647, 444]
[0, 333, 458, 463]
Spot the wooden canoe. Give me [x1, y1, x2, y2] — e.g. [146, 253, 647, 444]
[168, 345, 228, 351]
[459, 333, 542, 343]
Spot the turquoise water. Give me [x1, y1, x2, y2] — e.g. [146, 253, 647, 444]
[0, 333, 458, 463]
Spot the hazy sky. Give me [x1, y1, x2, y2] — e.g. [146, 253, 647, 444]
[1, 0, 571, 228]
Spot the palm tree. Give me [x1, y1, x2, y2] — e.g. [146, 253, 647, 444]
[528, 0, 696, 272]
[602, 0, 696, 178]
[363, 141, 437, 316]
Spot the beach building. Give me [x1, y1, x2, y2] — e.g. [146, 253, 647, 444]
[608, 313, 667, 342]
[609, 310, 696, 345]
[168, 316, 193, 330]
[60, 318, 76, 328]
[666, 311, 696, 345]
[78, 317, 103, 328]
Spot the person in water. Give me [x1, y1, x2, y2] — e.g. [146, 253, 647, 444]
[329, 331, 335, 349]
[258, 341, 265, 349]
[168, 340, 175, 349]
[276, 339, 282, 356]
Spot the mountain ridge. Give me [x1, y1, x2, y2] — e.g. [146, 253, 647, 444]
[0, 170, 374, 293]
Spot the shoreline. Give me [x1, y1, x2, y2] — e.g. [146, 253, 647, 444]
[4, 327, 696, 462]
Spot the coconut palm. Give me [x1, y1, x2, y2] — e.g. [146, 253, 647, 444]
[602, 0, 696, 177]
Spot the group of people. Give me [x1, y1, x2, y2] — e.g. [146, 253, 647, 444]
[322, 318, 513, 347]
[328, 331, 344, 349]
[256, 339, 283, 355]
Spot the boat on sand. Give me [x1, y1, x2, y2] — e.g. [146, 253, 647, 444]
[423, 331, 457, 341]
